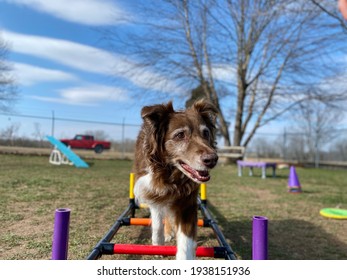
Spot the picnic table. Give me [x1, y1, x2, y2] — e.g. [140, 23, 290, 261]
[237, 160, 277, 179]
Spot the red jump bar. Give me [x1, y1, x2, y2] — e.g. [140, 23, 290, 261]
[112, 244, 225, 258]
[124, 218, 206, 227]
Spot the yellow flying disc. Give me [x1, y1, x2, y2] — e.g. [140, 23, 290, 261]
[320, 208, 347, 220]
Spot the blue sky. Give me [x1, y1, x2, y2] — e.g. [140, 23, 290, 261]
[0, 0, 346, 145]
[0, 0, 185, 140]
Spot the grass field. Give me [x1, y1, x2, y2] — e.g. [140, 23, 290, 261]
[0, 154, 346, 260]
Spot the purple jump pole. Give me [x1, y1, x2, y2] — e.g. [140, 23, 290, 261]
[52, 208, 70, 260]
[252, 216, 268, 260]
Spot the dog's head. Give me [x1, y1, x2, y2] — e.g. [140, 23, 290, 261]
[141, 100, 218, 183]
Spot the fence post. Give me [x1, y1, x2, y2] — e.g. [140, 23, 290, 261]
[51, 110, 55, 137]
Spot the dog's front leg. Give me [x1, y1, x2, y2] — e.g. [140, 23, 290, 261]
[150, 205, 165, 245]
[175, 203, 197, 260]
[176, 224, 197, 260]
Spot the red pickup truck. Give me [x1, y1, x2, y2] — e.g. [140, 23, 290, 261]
[60, 135, 111, 153]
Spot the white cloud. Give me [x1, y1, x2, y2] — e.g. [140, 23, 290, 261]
[3, 30, 183, 94]
[317, 73, 347, 94]
[2, 0, 131, 26]
[4, 30, 117, 74]
[13, 62, 78, 85]
[60, 85, 128, 103]
[31, 84, 129, 106]
[211, 64, 237, 83]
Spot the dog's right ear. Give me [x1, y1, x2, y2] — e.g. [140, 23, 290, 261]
[141, 101, 174, 126]
[141, 102, 174, 159]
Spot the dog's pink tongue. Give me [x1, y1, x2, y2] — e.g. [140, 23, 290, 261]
[181, 163, 210, 182]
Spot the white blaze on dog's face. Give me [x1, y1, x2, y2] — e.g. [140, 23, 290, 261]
[164, 102, 218, 183]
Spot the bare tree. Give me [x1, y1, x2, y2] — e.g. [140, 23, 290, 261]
[84, 130, 110, 140]
[310, 0, 347, 30]
[250, 137, 281, 158]
[1, 123, 20, 146]
[104, 0, 347, 147]
[287, 133, 308, 161]
[32, 123, 45, 147]
[330, 138, 347, 161]
[0, 33, 17, 112]
[295, 100, 342, 167]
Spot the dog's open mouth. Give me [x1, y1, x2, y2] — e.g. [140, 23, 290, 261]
[179, 162, 210, 182]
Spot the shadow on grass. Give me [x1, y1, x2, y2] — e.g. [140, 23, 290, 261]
[207, 202, 347, 260]
[84, 161, 95, 167]
[124, 212, 152, 260]
[272, 175, 290, 179]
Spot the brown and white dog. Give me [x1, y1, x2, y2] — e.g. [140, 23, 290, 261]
[133, 100, 218, 260]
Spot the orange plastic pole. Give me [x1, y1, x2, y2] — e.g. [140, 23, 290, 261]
[130, 218, 152, 226]
[197, 219, 204, 227]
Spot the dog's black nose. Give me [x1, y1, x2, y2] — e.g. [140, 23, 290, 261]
[201, 153, 218, 168]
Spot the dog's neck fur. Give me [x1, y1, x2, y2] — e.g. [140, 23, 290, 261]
[146, 162, 199, 204]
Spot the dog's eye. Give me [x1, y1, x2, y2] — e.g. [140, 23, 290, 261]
[202, 129, 210, 139]
[174, 131, 186, 140]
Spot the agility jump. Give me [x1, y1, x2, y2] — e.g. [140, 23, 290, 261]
[52, 173, 268, 260]
[86, 173, 236, 260]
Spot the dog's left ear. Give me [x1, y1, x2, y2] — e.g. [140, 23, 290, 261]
[193, 99, 218, 125]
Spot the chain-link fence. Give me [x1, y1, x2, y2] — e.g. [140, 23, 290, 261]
[1, 112, 347, 166]
[0, 112, 141, 156]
